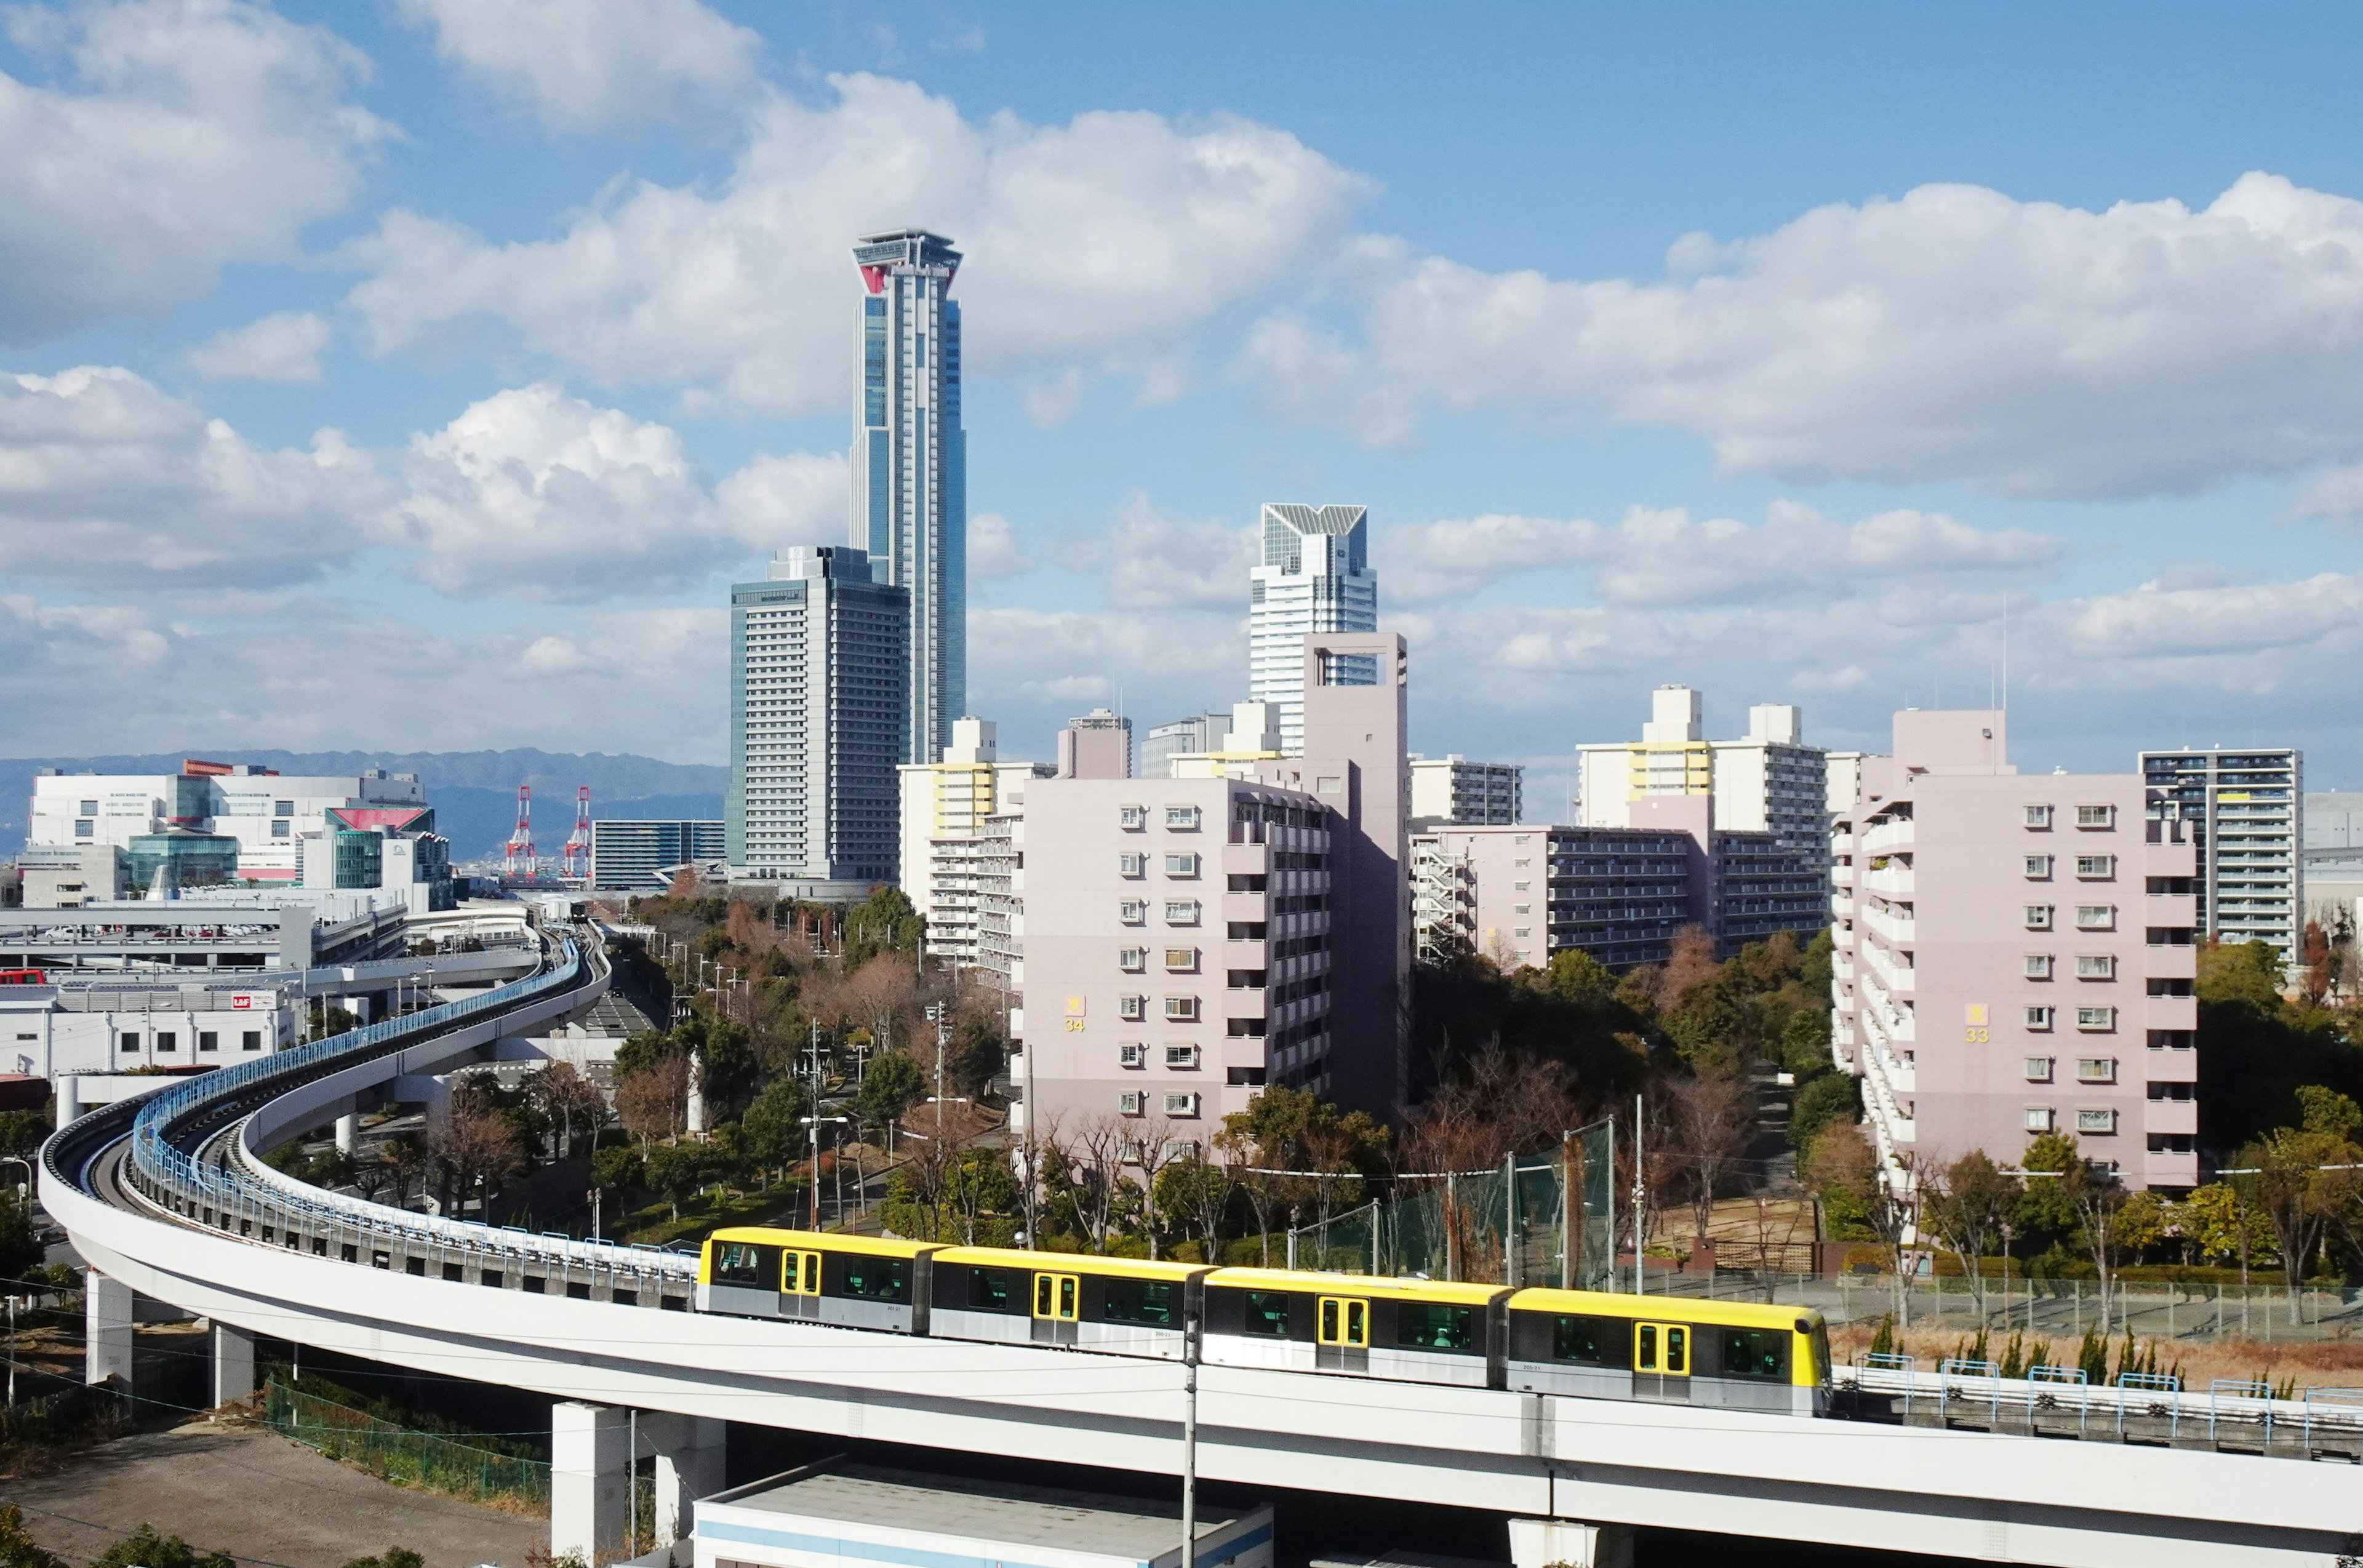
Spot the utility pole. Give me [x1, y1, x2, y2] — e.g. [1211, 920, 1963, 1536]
[807, 1019, 823, 1230]
[1181, 1302, 1200, 1568]
[926, 1002, 947, 1138]
[1632, 1092, 1646, 1298]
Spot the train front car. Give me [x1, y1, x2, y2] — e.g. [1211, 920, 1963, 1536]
[930, 1247, 1209, 1360]
[1201, 1268, 1511, 1388]
[1505, 1289, 1831, 1416]
[697, 1227, 939, 1335]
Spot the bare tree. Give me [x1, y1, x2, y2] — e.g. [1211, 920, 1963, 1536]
[433, 1090, 524, 1222]
[1066, 1116, 1134, 1251]
[1664, 1068, 1756, 1262]
[1917, 1150, 2017, 1318]
[617, 1056, 689, 1152]
[529, 1060, 606, 1159]
[1129, 1119, 1183, 1258]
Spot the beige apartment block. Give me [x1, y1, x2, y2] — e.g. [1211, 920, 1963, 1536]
[1830, 710, 2200, 1195]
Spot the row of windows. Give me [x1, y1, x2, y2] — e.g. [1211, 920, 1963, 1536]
[1118, 946, 1210, 974]
[122, 1030, 265, 1052]
[2022, 1005, 2119, 1031]
[2025, 804, 2117, 830]
[2023, 1055, 2117, 1082]
[2023, 953, 2121, 979]
[1116, 995, 1200, 1022]
[2025, 904, 2116, 930]
[1118, 1089, 1201, 1117]
[1119, 852, 1201, 878]
[1120, 900, 1202, 925]
[1117, 1042, 1203, 1069]
[1120, 804, 1203, 831]
[2026, 1106, 2119, 1134]
[2023, 854, 2116, 879]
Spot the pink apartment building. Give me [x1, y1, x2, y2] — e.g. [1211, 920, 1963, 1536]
[1014, 633, 1410, 1145]
[1829, 710, 2201, 1194]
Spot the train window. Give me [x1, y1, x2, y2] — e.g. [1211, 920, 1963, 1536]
[1102, 1278, 1176, 1327]
[713, 1242, 778, 1289]
[1550, 1314, 1614, 1364]
[968, 1268, 1014, 1311]
[1636, 1324, 1656, 1367]
[1241, 1291, 1292, 1337]
[1718, 1327, 1787, 1379]
[1665, 1326, 1687, 1374]
[1397, 1303, 1476, 1351]
[841, 1258, 910, 1302]
[1317, 1296, 1369, 1348]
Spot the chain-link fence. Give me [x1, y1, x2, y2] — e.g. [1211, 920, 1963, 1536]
[1283, 1120, 1617, 1287]
[264, 1379, 550, 1511]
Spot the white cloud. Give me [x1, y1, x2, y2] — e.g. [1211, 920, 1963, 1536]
[389, 382, 823, 601]
[396, 0, 759, 133]
[0, 365, 386, 586]
[967, 513, 1032, 580]
[186, 310, 331, 383]
[1240, 174, 2363, 499]
[1381, 500, 2061, 607]
[2294, 464, 2363, 530]
[0, 0, 387, 343]
[2064, 570, 2363, 662]
[344, 73, 1364, 412]
[1066, 493, 1257, 611]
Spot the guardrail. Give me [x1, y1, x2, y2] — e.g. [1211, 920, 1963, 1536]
[1842, 1356, 2363, 1454]
[85, 927, 700, 1306]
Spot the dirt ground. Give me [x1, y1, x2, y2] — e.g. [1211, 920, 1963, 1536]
[5, 1420, 546, 1568]
[1828, 1319, 2363, 1391]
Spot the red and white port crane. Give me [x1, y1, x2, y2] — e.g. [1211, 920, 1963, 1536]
[502, 785, 537, 878]
[561, 786, 593, 882]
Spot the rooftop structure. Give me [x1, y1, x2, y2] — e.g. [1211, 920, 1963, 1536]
[1577, 689, 1830, 865]
[1249, 503, 1376, 754]
[1408, 754, 1522, 826]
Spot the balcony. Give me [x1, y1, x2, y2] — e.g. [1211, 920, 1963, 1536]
[1831, 831, 1855, 858]
[2143, 1099, 2198, 1137]
[2143, 841, 2198, 878]
[2142, 1149, 2199, 1188]
[1861, 818, 1916, 856]
[2146, 996, 2197, 1031]
[2143, 944, 2196, 979]
[2144, 893, 2197, 927]
[1862, 862, 1914, 899]
[1831, 889, 1855, 921]
[2144, 1046, 2197, 1083]
[1221, 843, 1271, 876]
[1859, 901, 1916, 950]
[1859, 937, 1916, 995]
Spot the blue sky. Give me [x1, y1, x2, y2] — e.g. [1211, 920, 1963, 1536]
[8, 1, 2363, 798]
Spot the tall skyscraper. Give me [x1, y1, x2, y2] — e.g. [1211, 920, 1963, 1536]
[1249, 503, 1376, 754]
[850, 228, 966, 764]
[728, 546, 908, 890]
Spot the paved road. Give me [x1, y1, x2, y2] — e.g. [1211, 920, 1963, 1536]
[7, 1422, 545, 1567]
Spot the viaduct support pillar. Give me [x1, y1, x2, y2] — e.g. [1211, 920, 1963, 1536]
[1508, 1519, 1633, 1568]
[211, 1321, 255, 1407]
[550, 1401, 629, 1564]
[84, 1270, 133, 1388]
[642, 1412, 727, 1546]
[55, 1075, 82, 1129]
[334, 1113, 360, 1155]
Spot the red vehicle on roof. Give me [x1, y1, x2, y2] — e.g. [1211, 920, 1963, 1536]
[0, 969, 46, 985]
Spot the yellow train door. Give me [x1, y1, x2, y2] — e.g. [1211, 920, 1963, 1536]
[1031, 1271, 1081, 1346]
[1316, 1295, 1370, 1372]
[1633, 1320, 1692, 1401]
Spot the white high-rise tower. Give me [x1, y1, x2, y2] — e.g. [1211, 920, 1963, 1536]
[1249, 503, 1377, 754]
[851, 228, 965, 764]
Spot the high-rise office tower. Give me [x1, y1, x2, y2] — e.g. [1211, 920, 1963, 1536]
[850, 228, 966, 764]
[728, 546, 908, 890]
[2139, 747, 2303, 964]
[1249, 503, 1376, 754]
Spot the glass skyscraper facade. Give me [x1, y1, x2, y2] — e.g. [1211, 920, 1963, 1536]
[1249, 503, 1377, 754]
[850, 228, 966, 765]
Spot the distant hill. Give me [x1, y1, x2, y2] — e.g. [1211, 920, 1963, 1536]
[0, 749, 727, 862]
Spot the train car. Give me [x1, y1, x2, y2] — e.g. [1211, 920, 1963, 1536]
[1504, 1288, 1831, 1415]
[1200, 1268, 1512, 1388]
[932, 1246, 1209, 1361]
[697, 1227, 939, 1335]
[0, 969, 46, 985]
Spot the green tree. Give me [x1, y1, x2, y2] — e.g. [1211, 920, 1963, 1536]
[0, 1106, 52, 1161]
[1543, 947, 1618, 1012]
[1780, 1010, 1833, 1081]
[1218, 1084, 1388, 1175]
[681, 1017, 760, 1121]
[0, 1506, 70, 1568]
[0, 1186, 41, 1280]
[2298, 1084, 2363, 1140]
[590, 1143, 644, 1202]
[612, 1028, 685, 1081]
[643, 1140, 722, 1222]
[855, 1051, 926, 1142]
[343, 1551, 425, 1568]
[1661, 972, 1751, 1073]
[842, 886, 922, 970]
[738, 1076, 812, 1179]
[1803, 1124, 1881, 1244]
[90, 1527, 236, 1568]
[1786, 1071, 1859, 1154]
[2232, 1121, 2361, 1294]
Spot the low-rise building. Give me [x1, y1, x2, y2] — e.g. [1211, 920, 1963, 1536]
[1831, 709, 2200, 1194]
[295, 806, 455, 915]
[1578, 687, 1831, 865]
[28, 761, 426, 886]
[896, 719, 1052, 966]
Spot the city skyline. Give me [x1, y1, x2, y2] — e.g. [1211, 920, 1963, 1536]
[7, 5, 2363, 790]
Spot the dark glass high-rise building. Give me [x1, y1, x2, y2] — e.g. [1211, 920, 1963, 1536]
[850, 228, 965, 765]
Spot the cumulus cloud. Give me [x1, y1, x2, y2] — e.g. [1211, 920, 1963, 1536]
[389, 382, 834, 601]
[396, 0, 760, 133]
[0, 0, 387, 343]
[2064, 570, 2363, 662]
[1381, 500, 2061, 607]
[2294, 464, 2363, 531]
[1239, 174, 2363, 498]
[1065, 493, 1257, 611]
[967, 513, 1033, 580]
[0, 365, 386, 586]
[186, 310, 331, 382]
[343, 73, 1364, 412]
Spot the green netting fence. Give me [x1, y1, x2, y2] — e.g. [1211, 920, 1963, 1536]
[264, 1378, 550, 1512]
[1285, 1118, 1617, 1287]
